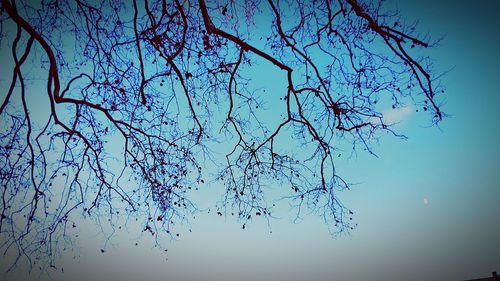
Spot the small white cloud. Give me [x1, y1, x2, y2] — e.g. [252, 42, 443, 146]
[423, 198, 429, 205]
[383, 106, 413, 124]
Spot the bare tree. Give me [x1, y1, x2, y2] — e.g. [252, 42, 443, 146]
[0, 0, 444, 273]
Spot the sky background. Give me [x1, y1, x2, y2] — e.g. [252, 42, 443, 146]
[1, 0, 500, 281]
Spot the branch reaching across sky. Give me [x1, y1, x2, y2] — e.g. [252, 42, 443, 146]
[0, 0, 444, 274]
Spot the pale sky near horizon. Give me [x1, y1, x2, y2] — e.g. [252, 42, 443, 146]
[1, 1, 500, 281]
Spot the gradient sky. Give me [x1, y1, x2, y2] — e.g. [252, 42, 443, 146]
[1, 0, 500, 281]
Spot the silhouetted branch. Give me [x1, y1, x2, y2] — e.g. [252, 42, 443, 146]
[0, 0, 444, 273]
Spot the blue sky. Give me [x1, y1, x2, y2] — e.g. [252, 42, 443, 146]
[1, 0, 500, 280]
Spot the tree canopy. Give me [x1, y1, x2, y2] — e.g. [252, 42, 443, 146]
[0, 0, 444, 273]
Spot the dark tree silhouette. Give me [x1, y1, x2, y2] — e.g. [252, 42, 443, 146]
[0, 0, 444, 273]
